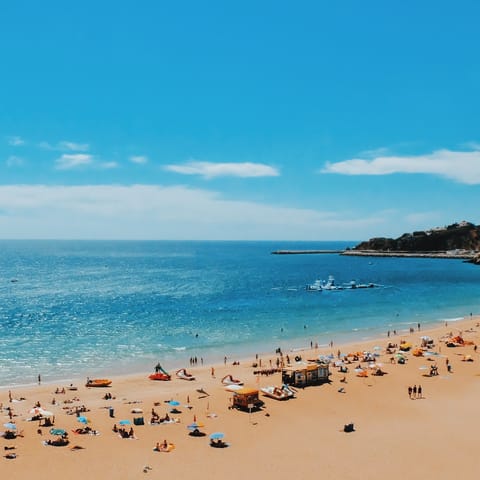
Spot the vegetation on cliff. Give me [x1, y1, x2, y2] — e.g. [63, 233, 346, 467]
[354, 221, 480, 253]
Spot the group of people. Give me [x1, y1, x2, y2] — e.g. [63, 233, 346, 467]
[407, 384, 423, 399]
[149, 409, 173, 424]
[113, 424, 135, 439]
[154, 439, 171, 452]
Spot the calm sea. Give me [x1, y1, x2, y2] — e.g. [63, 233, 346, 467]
[1, 240, 479, 387]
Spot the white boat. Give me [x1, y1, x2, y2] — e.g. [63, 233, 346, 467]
[307, 275, 379, 291]
[176, 368, 196, 381]
[306, 275, 343, 291]
[221, 374, 243, 386]
[260, 384, 295, 400]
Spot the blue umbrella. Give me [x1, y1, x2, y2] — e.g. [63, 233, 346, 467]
[187, 422, 205, 430]
[4, 422, 16, 430]
[77, 416, 88, 424]
[210, 432, 224, 440]
[168, 400, 180, 406]
[119, 419, 131, 425]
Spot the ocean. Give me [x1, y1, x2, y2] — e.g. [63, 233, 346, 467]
[1, 240, 479, 388]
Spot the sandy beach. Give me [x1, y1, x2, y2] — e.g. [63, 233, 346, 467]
[2, 317, 480, 480]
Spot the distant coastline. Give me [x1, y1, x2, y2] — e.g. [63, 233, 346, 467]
[272, 249, 476, 260]
[271, 249, 344, 254]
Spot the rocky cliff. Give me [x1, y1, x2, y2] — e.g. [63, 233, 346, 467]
[354, 221, 480, 253]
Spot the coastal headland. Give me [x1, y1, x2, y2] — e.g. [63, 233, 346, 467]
[2, 316, 480, 480]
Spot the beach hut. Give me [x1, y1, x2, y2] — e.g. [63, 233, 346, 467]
[231, 387, 264, 411]
[281, 362, 330, 387]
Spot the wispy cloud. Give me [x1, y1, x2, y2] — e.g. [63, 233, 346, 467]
[55, 154, 93, 170]
[321, 147, 480, 184]
[165, 161, 280, 179]
[6, 156, 24, 167]
[130, 155, 148, 165]
[98, 161, 119, 169]
[0, 184, 380, 240]
[39, 141, 89, 152]
[8, 136, 25, 146]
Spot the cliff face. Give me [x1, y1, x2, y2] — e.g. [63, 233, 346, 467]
[355, 221, 480, 252]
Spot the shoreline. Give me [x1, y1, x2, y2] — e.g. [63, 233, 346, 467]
[1, 314, 473, 393]
[0, 314, 470, 391]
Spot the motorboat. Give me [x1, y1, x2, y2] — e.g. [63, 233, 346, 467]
[260, 384, 295, 400]
[85, 378, 112, 388]
[176, 368, 195, 381]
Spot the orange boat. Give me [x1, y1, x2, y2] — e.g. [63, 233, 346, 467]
[85, 379, 112, 387]
[149, 372, 171, 381]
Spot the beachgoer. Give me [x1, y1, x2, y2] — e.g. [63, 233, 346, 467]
[408, 386, 412, 398]
[412, 385, 417, 398]
[417, 385, 422, 398]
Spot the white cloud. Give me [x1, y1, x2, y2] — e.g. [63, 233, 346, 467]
[165, 161, 280, 179]
[58, 141, 89, 151]
[98, 161, 119, 169]
[39, 141, 89, 151]
[0, 184, 381, 240]
[321, 147, 480, 184]
[55, 154, 93, 170]
[6, 156, 24, 167]
[8, 136, 25, 146]
[130, 155, 148, 165]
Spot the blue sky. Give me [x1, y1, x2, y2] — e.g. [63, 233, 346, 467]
[1, 0, 479, 240]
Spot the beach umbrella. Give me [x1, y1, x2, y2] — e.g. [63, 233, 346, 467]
[77, 416, 88, 424]
[210, 432, 224, 440]
[187, 422, 205, 430]
[119, 419, 131, 425]
[49, 428, 66, 436]
[4, 422, 16, 430]
[168, 400, 180, 407]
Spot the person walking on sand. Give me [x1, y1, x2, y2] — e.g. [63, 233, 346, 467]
[412, 385, 417, 399]
[417, 385, 422, 399]
[408, 386, 412, 399]
[211, 367, 215, 378]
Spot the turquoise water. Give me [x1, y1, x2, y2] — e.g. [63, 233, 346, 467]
[1, 240, 479, 387]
